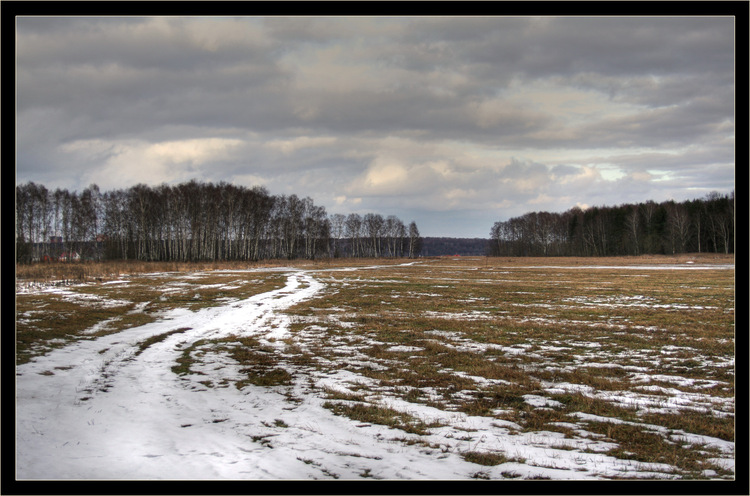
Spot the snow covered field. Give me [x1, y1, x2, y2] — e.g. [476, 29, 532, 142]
[15, 258, 735, 481]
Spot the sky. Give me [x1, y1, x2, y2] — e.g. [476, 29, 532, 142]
[15, 14, 737, 237]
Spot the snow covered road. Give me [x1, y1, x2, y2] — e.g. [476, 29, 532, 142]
[16, 270, 336, 479]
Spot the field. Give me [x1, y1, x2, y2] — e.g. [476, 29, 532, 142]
[15, 255, 735, 481]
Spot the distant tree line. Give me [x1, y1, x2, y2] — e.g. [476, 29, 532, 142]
[15, 180, 422, 263]
[489, 192, 734, 257]
[420, 238, 489, 257]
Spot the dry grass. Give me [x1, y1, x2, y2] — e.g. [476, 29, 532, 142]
[462, 451, 510, 466]
[15, 259, 303, 284]
[15, 254, 735, 479]
[322, 401, 443, 435]
[15, 266, 288, 364]
[285, 255, 734, 478]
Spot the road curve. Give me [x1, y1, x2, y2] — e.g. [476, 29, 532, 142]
[16, 270, 325, 479]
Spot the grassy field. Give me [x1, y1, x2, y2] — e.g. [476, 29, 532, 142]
[285, 255, 735, 478]
[15, 254, 735, 479]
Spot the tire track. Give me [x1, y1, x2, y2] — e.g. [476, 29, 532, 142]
[16, 270, 324, 479]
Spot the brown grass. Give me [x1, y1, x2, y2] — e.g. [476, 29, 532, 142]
[289, 255, 734, 477]
[15, 259, 311, 284]
[322, 401, 443, 435]
[16, 255, 735, 479]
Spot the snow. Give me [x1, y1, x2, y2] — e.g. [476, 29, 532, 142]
[15, 264, 735, 480]
[529, 264, 735, 271]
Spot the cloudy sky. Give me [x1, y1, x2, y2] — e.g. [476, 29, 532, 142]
[15, 15, 736, 237]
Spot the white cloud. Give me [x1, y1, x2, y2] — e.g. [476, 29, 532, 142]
[347, 157, 411, 195]
[264, 136, 338, 155]
[231, 173, 267, 187]
[147, 138, 244, 165]
[627, 170, 654, 182]
[61, 137, 245, 190]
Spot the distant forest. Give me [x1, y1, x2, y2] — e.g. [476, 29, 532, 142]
[15, 181, 422, 263]
[420, 238, 490, 257]
[489, 192, 734, 257]
[16, 181, 735, 263]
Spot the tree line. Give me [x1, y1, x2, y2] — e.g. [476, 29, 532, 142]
[489, 191, 734, 257]
[15, 180, 423, 263]
[420, 238, 489, 257]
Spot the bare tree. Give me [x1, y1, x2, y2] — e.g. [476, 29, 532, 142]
[666, 202, 691, 254]
[705, 191, 734, 254]
[408, 221, 421, 258]
[363, 213, 384, 257]
[345, 213, 363, 258]
[17, 180, 425, 263]
[302, 198, 328, 259]
[626, 204, 641, 256]
[393, 217, 406, 257]
[329, 213, 346, 258]
[102, 188, 130, 259]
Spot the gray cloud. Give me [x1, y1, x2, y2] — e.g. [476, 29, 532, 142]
[15, 15, 736, 236]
